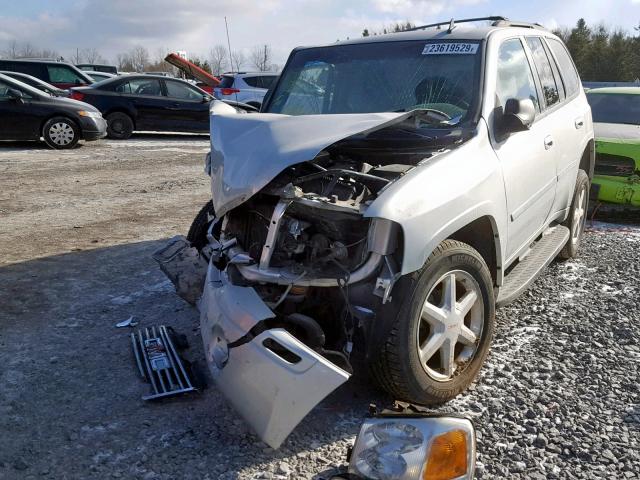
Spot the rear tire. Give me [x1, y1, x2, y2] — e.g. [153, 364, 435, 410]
[559, 170, 589, 259]
[369, 240, 495, 405]
[106, 112, 134, 139]
[42, 117, 80, 149]
[187, 201, 215, 251]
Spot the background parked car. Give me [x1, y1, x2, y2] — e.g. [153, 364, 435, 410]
[586, 87, 640, 207]
[76, 63, 118, 75]
[0, 73, 106, 149]
[213, 72, 278, 109]
[69, 74, 212, 139]
[0, 59, 93, 89]
[84, 71, 117, 82]
[0, 71, 67, 97]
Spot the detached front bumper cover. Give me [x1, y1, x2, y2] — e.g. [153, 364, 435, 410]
[200, 260, 351, 448]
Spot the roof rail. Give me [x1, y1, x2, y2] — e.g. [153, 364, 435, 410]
[404, 16, 546, 33]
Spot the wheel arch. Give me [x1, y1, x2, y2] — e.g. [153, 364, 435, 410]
[446, 215, 502, 287]
[104, 108, 137, 129]
[580, 138, 595, 180]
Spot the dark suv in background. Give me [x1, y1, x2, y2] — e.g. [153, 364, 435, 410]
[0, 59, 93, 89]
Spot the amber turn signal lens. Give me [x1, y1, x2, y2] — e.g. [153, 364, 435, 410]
[423, 429, 468, 480]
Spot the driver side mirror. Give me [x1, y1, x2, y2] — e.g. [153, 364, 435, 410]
[202, 94, 212, 103]
[7, 88, 24, 102]
[501, 98, 535, 133]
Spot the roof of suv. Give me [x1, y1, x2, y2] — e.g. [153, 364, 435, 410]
[306, 16, 550, 48]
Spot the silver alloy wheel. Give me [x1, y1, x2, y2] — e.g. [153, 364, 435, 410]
[417, 270, 484, 382]
[571, 184, 587, 245]
[48, 122, 75, 146]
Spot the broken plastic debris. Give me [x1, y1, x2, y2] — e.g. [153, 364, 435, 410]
[116, 316, 139, 328]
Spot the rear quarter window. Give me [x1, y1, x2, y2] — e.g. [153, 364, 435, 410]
[242, 76, 260, 88]
[0, 61, 45, 78]
[547, 38, 581, 98]
[219, 76, 235, 88]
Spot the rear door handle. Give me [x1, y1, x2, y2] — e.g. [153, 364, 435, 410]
[544, 135, 554, 149]
[574, 117, 584, 129]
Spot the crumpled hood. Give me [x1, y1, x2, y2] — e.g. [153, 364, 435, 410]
[209, 102, 408, 216]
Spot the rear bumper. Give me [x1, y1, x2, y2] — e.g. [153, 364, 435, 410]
[200, 260, 350, 448]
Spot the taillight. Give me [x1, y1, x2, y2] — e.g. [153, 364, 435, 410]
[70, 91, 85, 101]
[219, 88, 240, 95]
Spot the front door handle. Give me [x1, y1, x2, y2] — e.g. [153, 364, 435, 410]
[544, 135, 554, 150]
[574, 117, 584, 129]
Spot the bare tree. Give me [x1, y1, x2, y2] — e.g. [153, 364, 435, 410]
[146, 47, 177, 75]
[231, 50, 245, 72]
[250, 44, 273, 71]
[17, 42, 37, 58]
[3, 40, 19, 59]
[129, 45, 149, 72]
[40, 49, 60, 60]
[116, 53, 135, 72]
[209, 44, 228, 75]
[80, 48, 104, 64]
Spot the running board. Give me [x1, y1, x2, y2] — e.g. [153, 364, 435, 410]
[496, 225, 570, 307]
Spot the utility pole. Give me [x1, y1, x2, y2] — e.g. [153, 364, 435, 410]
[224, 17, 234, 72]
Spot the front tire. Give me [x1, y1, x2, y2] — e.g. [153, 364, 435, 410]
[370, 240, 495, 405]
[106, 112, 134, 139]
[559, 170, 590, 259]
[187, 200, 215, 251]
[43, 117, 80, 149]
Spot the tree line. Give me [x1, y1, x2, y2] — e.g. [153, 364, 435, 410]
[554, 19, 640, 82]
[0, 42, 280, 76]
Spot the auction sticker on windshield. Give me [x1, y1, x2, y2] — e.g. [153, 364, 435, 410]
[422, 43, 479, 55]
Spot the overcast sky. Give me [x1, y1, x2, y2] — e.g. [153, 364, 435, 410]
[1, 0, 639, 67]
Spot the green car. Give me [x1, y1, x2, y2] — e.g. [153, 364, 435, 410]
[586, 87, 640, 206]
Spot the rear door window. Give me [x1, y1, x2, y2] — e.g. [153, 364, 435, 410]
[46, 65, 86, 84]
[525, 37, 561, 109]
[164, 80, 204, 100]
[116, 78, 163, 96]
[258, 75, 277, 89]
[546, 38, 581, 98]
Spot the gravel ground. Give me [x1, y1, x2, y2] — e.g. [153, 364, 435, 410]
[1, 137, 639, 479]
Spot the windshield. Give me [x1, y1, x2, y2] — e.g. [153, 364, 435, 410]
[587, 92, 640, 125]
[265, 40, 482, 125]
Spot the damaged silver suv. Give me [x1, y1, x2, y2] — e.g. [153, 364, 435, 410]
[155, 17, 594, 448]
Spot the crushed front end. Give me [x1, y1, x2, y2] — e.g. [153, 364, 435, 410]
[155, 104, 461, 448]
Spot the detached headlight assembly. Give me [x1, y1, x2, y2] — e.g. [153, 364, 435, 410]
[343, 407, 476, 480]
